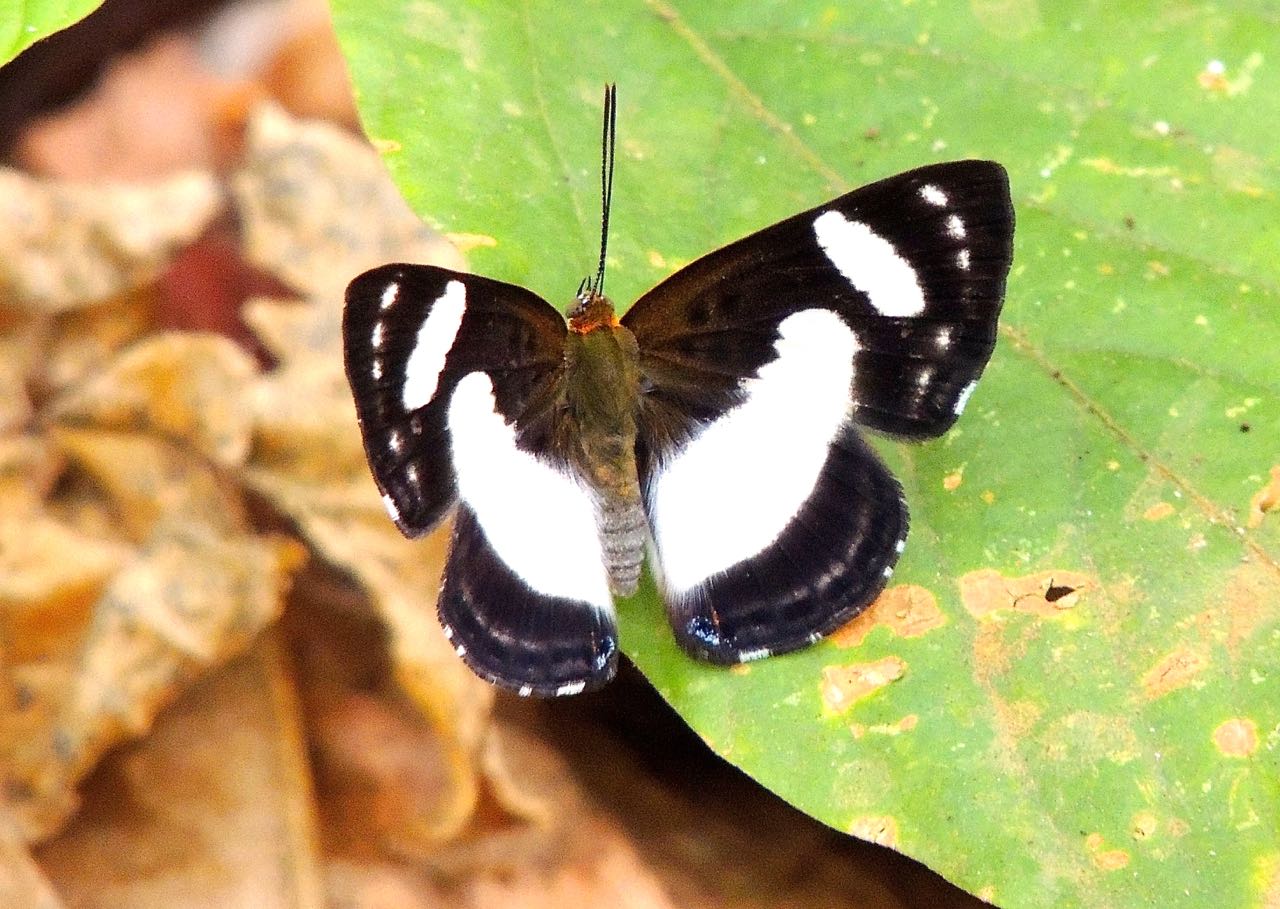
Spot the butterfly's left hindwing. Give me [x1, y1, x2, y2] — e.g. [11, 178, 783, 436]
[626, 160, 1013, 662]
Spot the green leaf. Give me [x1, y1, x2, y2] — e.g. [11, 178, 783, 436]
[331, 2, 1280, 906]
[0, 0, 103, 67]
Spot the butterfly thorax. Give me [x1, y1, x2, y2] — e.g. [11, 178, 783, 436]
[562, 292, 646, 596]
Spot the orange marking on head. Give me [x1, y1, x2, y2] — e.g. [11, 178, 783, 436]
[568, 293, 621, 334]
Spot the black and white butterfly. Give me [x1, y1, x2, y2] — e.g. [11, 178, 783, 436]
[343, 86, 1014, 696]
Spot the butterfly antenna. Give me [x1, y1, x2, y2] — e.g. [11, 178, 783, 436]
[593, 83, 617, 298]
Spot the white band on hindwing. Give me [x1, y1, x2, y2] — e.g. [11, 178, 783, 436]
[649, 309, 859, 595]
[447, 372, 614, 611]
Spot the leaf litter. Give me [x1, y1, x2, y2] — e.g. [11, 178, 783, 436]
[0, 89, 602, 905]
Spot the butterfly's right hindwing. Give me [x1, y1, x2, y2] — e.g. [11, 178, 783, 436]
[343, 263, 567, 535]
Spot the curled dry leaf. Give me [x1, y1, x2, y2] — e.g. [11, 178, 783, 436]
[0, 811, 62, 909]
[15, 524, 305, 839]
[42, 290, 156, 394]
[230, 103, 464, 297]
[0, 168, 222, 312]
[51, 427, 249, 541]
[48, 333, 259, 468]
[34, 635, 326, 909]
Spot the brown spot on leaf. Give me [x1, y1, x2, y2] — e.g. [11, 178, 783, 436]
[1246, 465, 1280, 529]
[959, 569, 1095, 619]
[1130, 811, 1158, 840]
[943, 468, 963, 491]
[820, 657, 906, 715]
[1166, 817, 1190, 838]
[1093, 848, 1130, 871]
[1219, 559, 1278, 653]
[1142, 501, 1176, 521]
[980, 489, 996, 504]
[1212, 717, 1258, 757]
[1085, 833, 1131, 870]
[1141, 647, 1208, 700]
[831, 585, 945, 648]
[848, 815, 898, 848]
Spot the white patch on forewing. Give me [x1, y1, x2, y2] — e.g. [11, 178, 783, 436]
[381, 493, 399, 521]
[946, 213, 966, 239]
[448, 372, 613, 610]
[379, 282, 399, 310]
[555, 681, 587, 697]
[920, 184, 949, 206]
[813, 211, 926, 317]
[402, 280, 466, 411]
[953, 380, 978, 415]
[957, 248, 971, 271]
[650, 309, 858, 595]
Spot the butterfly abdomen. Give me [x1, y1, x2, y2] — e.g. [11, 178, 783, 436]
[563, 298, 647, 596]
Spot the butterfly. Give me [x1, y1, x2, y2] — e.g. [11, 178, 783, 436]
[343, 86, 1014, 696]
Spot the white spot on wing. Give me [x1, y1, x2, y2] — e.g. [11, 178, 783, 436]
[813, 211, 926, 317]
[371, 321, 385, 349]
[738, 647, 772, 662]
[380, 282, 399, 310]
[381, 493, 400, 521]
[957, 248, 971, 271]
[954, 380, 978, 415]
[555, 681, 586, 697]
[448, 372, 612, 610]
[403, 280, 466, 411]
[936, 326, 953, 348]
[650, 309, 858, 595]
[920, 184, 949, 206]
[518, 685, 533, 697]
[946, 213, 966, 239]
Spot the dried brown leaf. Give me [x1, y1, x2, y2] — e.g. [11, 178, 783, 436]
[7, 526, 304, 840]
[312, 691, 463, 856]
[0, 169, 222, 312]
[230, 103, 463, 298]
[49, 333, 258, 467]
[35, 635, 325, 909]
[16, 34, 253, 182]
[0, 811, 63, 909]
[245, 466, 492, 842]
[0, 435, 63, 514]
[244, 298, 368, 480]
[0, 515, 130, 664]
[42, 291, 156, 394]
[52, 427, 248, 542]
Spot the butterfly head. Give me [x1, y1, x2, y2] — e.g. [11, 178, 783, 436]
[567, 285, 620, 334]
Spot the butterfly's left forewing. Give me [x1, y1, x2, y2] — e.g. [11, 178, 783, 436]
[625, 160, 1013, 662]
[344, 264, 619, 694]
